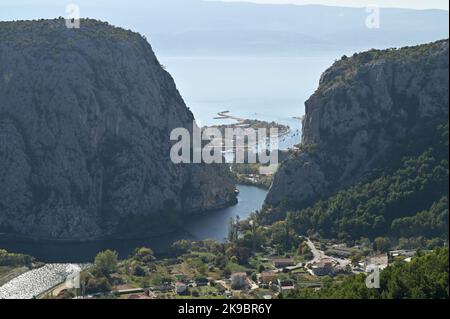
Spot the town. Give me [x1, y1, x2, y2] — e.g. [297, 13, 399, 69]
[35, 235, 419, 300]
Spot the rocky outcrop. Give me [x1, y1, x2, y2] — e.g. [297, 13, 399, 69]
[266, 40, 449, 207]
[0, 19, 236, 240]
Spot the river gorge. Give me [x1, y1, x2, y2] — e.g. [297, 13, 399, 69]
[0, 185, 267, 263]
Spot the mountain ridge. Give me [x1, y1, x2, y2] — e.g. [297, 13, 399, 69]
[0, 18, 236, 240]
[266, 39, 449, 209]
[1, 0, 448, 56]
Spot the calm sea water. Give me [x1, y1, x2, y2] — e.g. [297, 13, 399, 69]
[160, 55, 337, 149]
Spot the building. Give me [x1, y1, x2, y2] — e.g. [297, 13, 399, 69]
[278, 279, 296, 295]
[231, 272, 248, 290]
[195, 277, 209, 287]
[311, 258, 337, 276]
[175, 282, 187, 295]
[326, 246, 356, 258]
[389, 250, 417, 259]
[365, 254, 389, 271]
[273, 258, 295, 268]
[259, 271, 277, 284]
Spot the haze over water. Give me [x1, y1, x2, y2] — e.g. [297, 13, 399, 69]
[159, 54, 340, 150]
[1, 0, 447, 264]
[160, 55, 337, 126]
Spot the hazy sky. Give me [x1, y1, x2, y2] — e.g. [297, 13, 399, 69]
[220, 0, 449, 10]
[1, 0, 449, 11]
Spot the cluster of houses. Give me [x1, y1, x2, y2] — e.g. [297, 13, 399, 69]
[310, 258, 340, 276]
[170, 257, 302, 298]
[360, 250, 418, 274]
[141, 249, 420, 299]
[307, 243, 419, 277]
[173, 276, 210, 296]
[389, 249, 417, 262]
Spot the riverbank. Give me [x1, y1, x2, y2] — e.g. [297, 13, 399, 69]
[0, 185, 268, 263]
[0, 196, 241, 244]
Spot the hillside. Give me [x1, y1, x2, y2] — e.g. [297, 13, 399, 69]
[285, 248, 449, 299]
[266, 40, 449, 208]
[0, 19, 236, 240]
[278, 122, 448, 242]
[262, 40, 449, 242]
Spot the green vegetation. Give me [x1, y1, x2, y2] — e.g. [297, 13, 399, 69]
[262, 122, 449, 245]
[0, 249, 36, 286]
[391, 196, 449, 238]
[61, 242, 448, 300]
[319, 40, 448, 94]
[231, 163, 273, 189]
[66, 219, 314, 299]
[78, 250, 119, 294]
[284, 248, 449, 299]
[0, 18, 148, 51]
[94, 250, 119, 276]
[45, 208, 448, 300]
[0, 249, 34, 267]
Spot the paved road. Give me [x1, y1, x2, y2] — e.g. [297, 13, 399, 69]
[305, 238, 351, 268]
[305, 238, 325, 264]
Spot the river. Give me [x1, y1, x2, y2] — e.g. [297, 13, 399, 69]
[0, 185, 267, 263]
[0, 55, 332, 296]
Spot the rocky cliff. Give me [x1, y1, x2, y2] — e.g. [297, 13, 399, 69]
[0, 19, 236, 240]
[266, 40, 449, 207]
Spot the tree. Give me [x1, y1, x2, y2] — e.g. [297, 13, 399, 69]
[85, 276, 112, 294]
[223, 267, 232, 278]
[235, 246, 251, 265]
[170, 240, 191, 256]
[267, 122, 449, 242]
[258, 264, 266, 273]
[0, 250, 34, 267]
[226, 245, 251, 265]
[132, 247, 155, 263]
[269, 220, 298, 250]
[228, 216, 240, 243]
[250, 220, 257, 251]
[286, 248, 448, 299]
[214, 254, 227, 269]
[94, 250, 118, 276]
[374, 237, 391, 253]
[298, 242, 311, 256]
[197, 262, 208, 276]
[132, 263, 146, 277]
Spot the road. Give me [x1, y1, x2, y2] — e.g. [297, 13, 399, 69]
[305, 238, 351, 268]
[305, 238, 325, 264]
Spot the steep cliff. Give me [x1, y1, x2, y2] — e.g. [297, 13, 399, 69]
[0, 19, 236, 240]
[266, 40, 449, 207]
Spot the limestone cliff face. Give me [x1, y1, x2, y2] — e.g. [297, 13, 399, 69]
[0, 19, 236, 240]
[266, 40, 449, 206]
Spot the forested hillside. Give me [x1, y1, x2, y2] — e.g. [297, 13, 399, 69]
[261, 122, 448, 244]
[284, 248, 449, 299]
